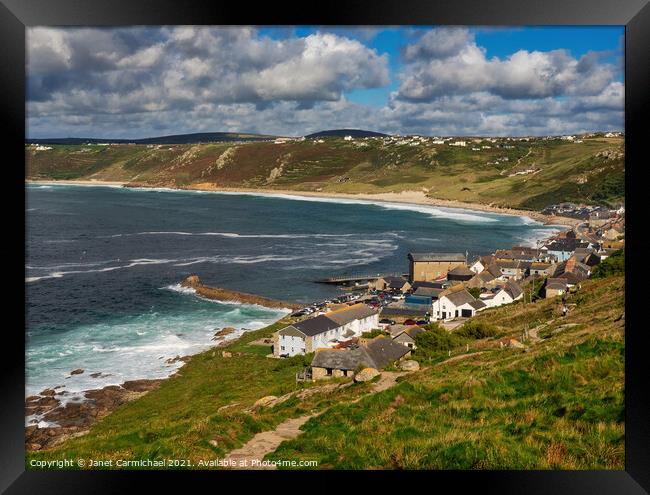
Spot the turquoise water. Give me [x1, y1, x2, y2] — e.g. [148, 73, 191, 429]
[25, 184, 561, 400]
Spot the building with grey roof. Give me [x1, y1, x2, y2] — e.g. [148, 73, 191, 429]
[274, 304, 379, 357]
[310, 336, 411, 379]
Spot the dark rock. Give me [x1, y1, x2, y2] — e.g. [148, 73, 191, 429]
[70, 369, 85, 376]
[214, 327, 236, 337]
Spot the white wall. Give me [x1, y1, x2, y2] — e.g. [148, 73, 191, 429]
[280, 314, 379, 356]
[278, 334, 306, 357]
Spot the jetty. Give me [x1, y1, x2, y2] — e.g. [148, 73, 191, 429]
[181, 275, 300, 310]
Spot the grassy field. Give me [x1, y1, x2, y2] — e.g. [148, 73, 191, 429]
[27, 273, 624, 470]
[26, 135, 625, 210]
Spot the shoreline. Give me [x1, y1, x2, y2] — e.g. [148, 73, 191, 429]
[26, 178, 580, 228]
[25, 334, 247, 451]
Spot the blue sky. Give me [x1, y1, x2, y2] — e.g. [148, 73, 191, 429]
[27, 26, 624, 138]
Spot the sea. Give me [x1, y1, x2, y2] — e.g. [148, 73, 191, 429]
[25, 183, 562, 400]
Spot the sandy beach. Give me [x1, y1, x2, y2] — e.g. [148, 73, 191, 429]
[27, 179, 579, 228]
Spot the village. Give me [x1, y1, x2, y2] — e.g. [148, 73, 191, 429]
[271, 210, 625, 382]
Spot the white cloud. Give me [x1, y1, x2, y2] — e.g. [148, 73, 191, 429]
[398, 28, 618, 101]
[26, 26, 624, 138]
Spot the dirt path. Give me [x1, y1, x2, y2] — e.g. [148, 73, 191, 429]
[222, 371, 410, 469]
[223, 414, 318, 470]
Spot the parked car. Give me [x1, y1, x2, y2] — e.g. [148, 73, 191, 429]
[416, 320, 429, 325]
[379, 318, 396, 325]
[404, 319, 417, 325]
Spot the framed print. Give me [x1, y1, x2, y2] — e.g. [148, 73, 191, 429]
[2, 0, 648, 492]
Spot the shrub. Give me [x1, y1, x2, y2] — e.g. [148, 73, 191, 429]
[591, 250, 624, 278]
[415, 326, 466, 357]
[467, 287, 482, 299]
[455, 320, 498, 339]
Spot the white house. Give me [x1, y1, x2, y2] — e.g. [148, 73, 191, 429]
[450, 141, 467, 147]
[469, 259, 485, 274]
[481, 281, 523, 308]
[344, 135, 353, 141]
[432, 288, 486, 320]
[274, 304, 378, 357]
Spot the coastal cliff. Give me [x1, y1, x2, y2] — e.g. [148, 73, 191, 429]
[180, 275, 300, 310]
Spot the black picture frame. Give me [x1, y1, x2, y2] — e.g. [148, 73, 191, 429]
[3, 0, 648, 492]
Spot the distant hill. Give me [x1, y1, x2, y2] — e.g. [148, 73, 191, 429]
[26, 135, 625, 210]
[305, 129, 390, 139]
[26, 132, 278, 145]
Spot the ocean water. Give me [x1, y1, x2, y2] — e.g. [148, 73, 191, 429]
[25, 184, 561, 399]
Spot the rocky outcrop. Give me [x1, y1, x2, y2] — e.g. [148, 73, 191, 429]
[399, 360, 420, 371]
[165, 355, 191, 365]
[180, 275, 299, 310]
[253, 396, 278, 408]
[25, 379, 163, 452]
[354, 367, 380, 382]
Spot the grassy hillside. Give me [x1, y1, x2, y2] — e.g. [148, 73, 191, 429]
[27, 274, 624, 470]
[26, 135, 625, 210]
[268, 275, 625, 469]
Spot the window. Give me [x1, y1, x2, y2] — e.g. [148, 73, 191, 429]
[281, 346, 285, 350]
[326, 368, 333, 376]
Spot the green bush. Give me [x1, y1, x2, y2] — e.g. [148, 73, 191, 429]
[455, 320, 498, 339]
[591, 250, 624, 278]
[467, 287, 482, 299]
[415, 326, 466, 358]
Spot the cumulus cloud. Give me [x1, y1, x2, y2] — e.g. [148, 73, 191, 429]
[397, 28, 618, 101]
[27, 27, 389, 116]
[26, 26, 624, 138]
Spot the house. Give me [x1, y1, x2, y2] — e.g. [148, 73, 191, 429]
[447, 265, 475, 282]
[468, 258, 485, 274]
[553, 256, 591, 285]
[274, 304, 379, 357]
[582, 253, 601, 267]
[529, 262, 554, 276]
[391, 326, 425, 350]
[545, 278, 568, 298]
[374, 276, 412, 293]
[408, 252, 466, 282]
[543, 238, 591, 262]
[466, 270, 498, 289]
[494, 247, 539, 262]
[481, 280, 523, 308]
[310, 336, 411, 379]
[494, 260, 525, 280]
[432, 287, 486, 320]
[604, 227, 623, 241]
[404, 286, 440, 306]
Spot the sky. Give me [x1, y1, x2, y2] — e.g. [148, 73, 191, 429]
[26, 26, 624, 139]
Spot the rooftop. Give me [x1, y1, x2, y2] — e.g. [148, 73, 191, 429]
[408, 252, 466, 262]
